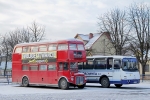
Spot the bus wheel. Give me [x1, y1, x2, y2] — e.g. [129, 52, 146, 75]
[101, 77, 110, 88]
[22, 77, 29, 87]
[59, 78, 69, 90]
[77, 83, 86, 89]
[115, 84, 122, 88]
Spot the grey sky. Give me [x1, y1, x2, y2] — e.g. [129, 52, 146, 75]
[0, 0, 150, 40]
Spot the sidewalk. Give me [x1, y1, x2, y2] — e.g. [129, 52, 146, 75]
[0, 77, 12, 83]
[140, 80, 150, 84]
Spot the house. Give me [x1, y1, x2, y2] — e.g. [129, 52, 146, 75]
[74, 32, 115, 56]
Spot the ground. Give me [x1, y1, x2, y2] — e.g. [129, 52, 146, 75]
[0, 81, 150, 100]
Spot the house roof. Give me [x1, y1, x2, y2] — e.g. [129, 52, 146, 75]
[75, 33, 103, 50]
[75, 34, 89, 41]
[85, 33, 102, 49]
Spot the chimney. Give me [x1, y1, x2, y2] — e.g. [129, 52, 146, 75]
[89, 33, 93, 39]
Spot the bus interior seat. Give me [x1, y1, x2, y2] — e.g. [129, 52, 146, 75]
[78, 65, 82, 69]
[107, 64, 112, 69]
[114, 64, 120, 69]
[95, 64, 105, 69]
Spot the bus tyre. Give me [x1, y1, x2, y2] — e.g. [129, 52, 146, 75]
[101, 77, 110, 88]
[115, 84, 122, 88]
[22, 77, 29, 87]
[59, 78, 69, 90]
[77, 83, 86, 89]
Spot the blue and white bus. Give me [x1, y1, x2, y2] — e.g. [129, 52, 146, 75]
[78, 55, 140, 88]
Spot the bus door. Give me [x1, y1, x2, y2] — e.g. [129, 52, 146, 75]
[106, 58, 113, 82]
[58, 62, 70, 82]
[112, 59, 121, 84]
[38, 64, 48, 84]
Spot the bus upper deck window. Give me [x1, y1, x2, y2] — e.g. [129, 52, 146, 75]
[39, 45, 47, 51]
[31, 46, 38, 52]
[77, 44, 84, 50]
[49, 44, 57, 51]
[69, 44, 77, 50]
[15, 47, 22, 53]
[58, 44, 68, 50]
[22, 46, 30, 53]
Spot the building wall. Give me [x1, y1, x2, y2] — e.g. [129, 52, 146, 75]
[139, 61, 150, 75]
[91, 34, 115, 55]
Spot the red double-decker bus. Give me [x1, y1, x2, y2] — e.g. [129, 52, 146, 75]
[12, 39, 87, 89]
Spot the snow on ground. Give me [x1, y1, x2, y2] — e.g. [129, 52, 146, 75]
[0, 81, 150, 100]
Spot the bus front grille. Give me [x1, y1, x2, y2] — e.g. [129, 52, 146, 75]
[76, 76, 84, 85]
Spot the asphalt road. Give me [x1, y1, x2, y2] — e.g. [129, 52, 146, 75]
[0, 82, 150, 100]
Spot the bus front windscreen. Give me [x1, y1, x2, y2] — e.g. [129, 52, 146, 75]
[70, 62, 78, 71]
[122, 58, 138, 71]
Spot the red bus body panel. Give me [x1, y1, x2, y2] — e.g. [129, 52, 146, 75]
[12, 39, 86, 88]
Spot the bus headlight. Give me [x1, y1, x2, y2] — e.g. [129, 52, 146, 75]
[71, 77, 74, 81]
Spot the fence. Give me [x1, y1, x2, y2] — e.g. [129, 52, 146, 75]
[0, 70, 12, 84]
[140, 74, 150, 82]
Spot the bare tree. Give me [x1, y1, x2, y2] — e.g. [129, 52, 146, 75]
[0, 21, 45, 75]
[28, 21, 45, 42]
[1, 36, 10, 76]
[98, 9, 130, 55]
[128, 3, 150, 75]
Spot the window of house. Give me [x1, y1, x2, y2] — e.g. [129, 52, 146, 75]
[49, 44, 57, 51]
[77, 44, 84, 50]
[69, 44, 77, 50]
[39, 45, 47, 52]
[22, 46, 30, 52]
[145, 64, 150, 72]
[22, 65, 29, 70]
[58, 44, 68, 50]
[30, 65, 38, 71]
[31, 46, 38, 52]
[39, 65, 47, 71]
[15, 47, 22, 53]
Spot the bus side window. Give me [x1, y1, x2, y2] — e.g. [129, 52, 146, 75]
[22, 46, 30, 53]
[63, 62, 68, 70]
[15, 47, 22, 53]
[58, 44, 68, 50]
[31, 46, 38, 52]
[114, 60, 121, 69]
[22, 65, 29, 70]
[49, 44, 57, 51]
[30, 65, 38, 71]
[78, 62, 83, 69]
[107, 58, 113, 69]
[59, 63, 63, 71]
[77, 44, 84, 50]
[83, 60, 94, 69]
[39, 65, 47, 71]
[39, 45, 47, 52]
[94, 58, 106, 69]
[48, 64, 56, 70]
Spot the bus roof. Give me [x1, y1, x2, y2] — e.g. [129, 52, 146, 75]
[15, 38, 83, 47]
[87, 55, 136, 59]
